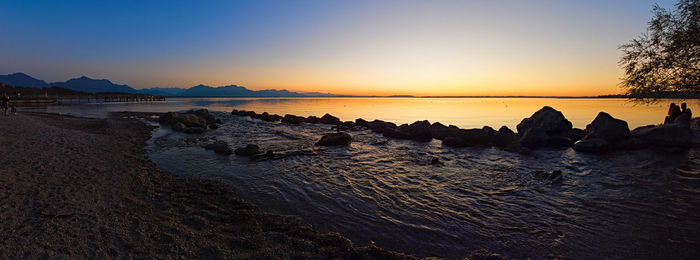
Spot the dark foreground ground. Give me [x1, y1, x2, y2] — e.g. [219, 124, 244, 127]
[0, 112, 433, 259]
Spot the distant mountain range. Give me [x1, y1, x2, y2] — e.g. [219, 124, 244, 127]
[0, 72, 341, 97]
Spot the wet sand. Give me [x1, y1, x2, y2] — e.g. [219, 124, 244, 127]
[0, 112, 419, 259]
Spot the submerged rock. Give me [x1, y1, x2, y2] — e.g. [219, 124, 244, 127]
[234, 144, 264, 156]
[315, 132, 352, 146]
[204, 141, 233, 155]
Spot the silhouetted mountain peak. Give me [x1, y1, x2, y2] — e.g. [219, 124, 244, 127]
[0, 72, 48, 87]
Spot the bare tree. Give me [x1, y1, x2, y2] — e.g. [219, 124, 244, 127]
[619, 0, 699, 98]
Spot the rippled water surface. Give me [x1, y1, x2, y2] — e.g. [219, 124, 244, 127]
[144, 111, 700, 259]
[28, 98, 700, 258]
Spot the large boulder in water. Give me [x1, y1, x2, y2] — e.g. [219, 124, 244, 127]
[631, 124, 692, 147]
[204, 141, 233, 155]
[516, 106, 575, 149]
[320, 113, 341, 125]
[517, 106, 572, 135]
[583, 112, 631, 142]
[383, 127, 412, 140]
[315, 132, 352, 146]
[235, 144, 264, 156]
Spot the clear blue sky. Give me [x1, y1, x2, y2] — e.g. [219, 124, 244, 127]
[0, 0, 678, 95]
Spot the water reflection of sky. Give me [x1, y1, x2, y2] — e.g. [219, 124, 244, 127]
[23, 97, 686, 129]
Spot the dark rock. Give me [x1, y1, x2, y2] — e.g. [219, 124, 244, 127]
[179, 113, 207, 128]
[339, 121, 356, 131]
[533, 170, 563, 181]
[231, 109, 248, 116]
[204, 141, 233, 155]
[265, 150, 274, 157]
[401, 120, 432, 142]
[183, 127, 206, 134]
[493, 126, 518, 147]
[431, 157, 441, 165]
[442, 129, 493, 147]
[383, 127, 412, 139]
[518, 128, 550, 149]
[234, 144, 264, 156]
[306, 115, 321, 124]
[159, 112, 178, 124]
[546, 135, 574, 147]
[572, 138, 609, 153]
[430, 122, 461, 140]
[632, 124, 692, 147]
[563, 128, 586, 141]
[366, 120, 397, 133]
[315, 132, 352, 146]
[583, 112, 631, 142]
[355, 118, 369, 127]
[549, 170, 562, 181]
[244, 111, 257, 117]
[690, 117, 700, 130]
[517, 106, 572, 135]
[207, 123, 221, 129]
[320, 113, 341, 125]
[281, 114, 306, 124]
[255, 112, 278, 122]
[172, 122, 186, 131]
[613, 137, 649, 150]
[192, 109, 216, 124]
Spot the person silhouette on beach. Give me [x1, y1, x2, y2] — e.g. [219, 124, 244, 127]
[674, 102, 693, 127]
[665, 103, 682, 124]
[680, 103, 691, 117]
[1, 93, 9, 116]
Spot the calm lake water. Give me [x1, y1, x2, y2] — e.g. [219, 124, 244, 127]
[25, 97, 700, 258]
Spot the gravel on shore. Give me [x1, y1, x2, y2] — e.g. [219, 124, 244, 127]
[0, 112, 420, 259]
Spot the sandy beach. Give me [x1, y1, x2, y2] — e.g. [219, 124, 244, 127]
[0, 112, 420, 259]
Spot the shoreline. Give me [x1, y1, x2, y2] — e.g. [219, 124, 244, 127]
[0, 112, 424, 259]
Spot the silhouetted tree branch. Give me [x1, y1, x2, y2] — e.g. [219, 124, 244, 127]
[619, 0, 699, 98]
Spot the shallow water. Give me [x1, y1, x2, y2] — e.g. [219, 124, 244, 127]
[144, 111, 700, 259]
[20, 97, 695, 129]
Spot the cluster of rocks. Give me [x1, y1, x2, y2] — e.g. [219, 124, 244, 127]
[230, 106, 700, 154]
[232, 109, 358, 130]
[573, 111, 700, 153]
[159, 109, 222, 134]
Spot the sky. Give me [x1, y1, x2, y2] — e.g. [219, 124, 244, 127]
[0, 0, 679, 96]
